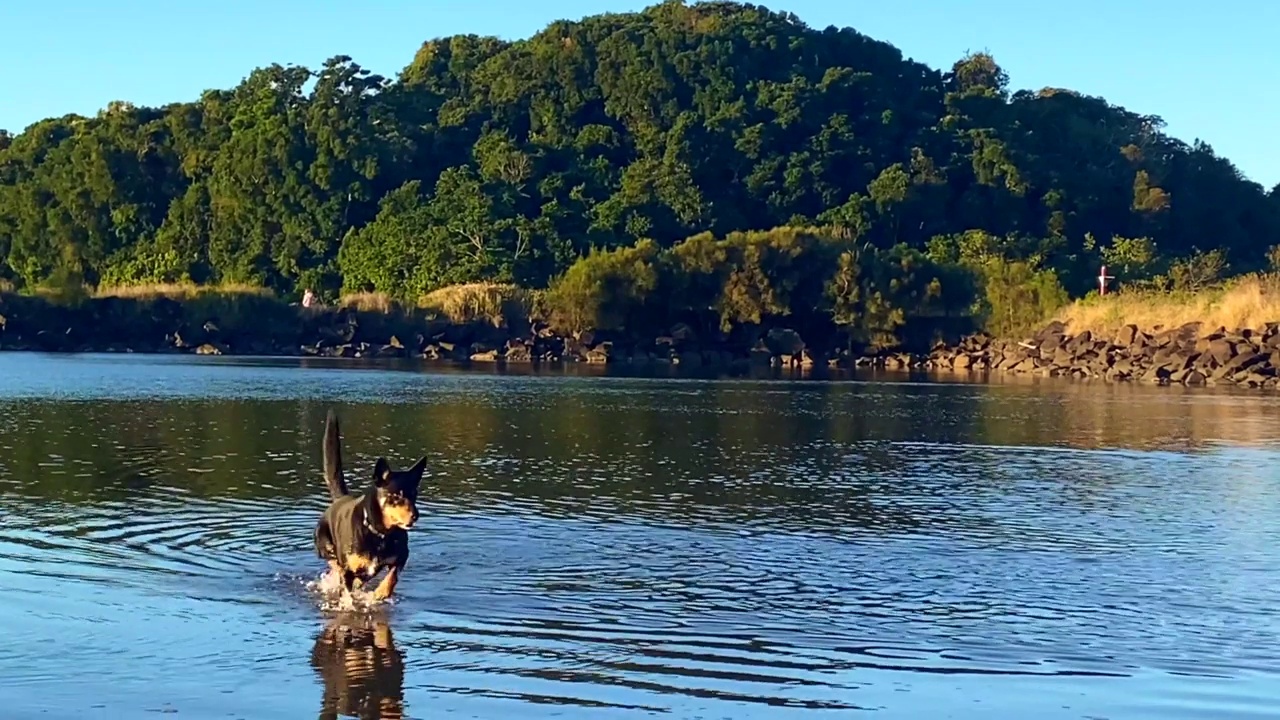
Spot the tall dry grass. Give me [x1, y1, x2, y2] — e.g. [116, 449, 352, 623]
[91, 281, 289, 331]
[1054, 272, 1280, 336]
[336, 291, 400, 314]
[419, 283, 539, 326]
[336, 283, 541, 325]
[92, 281, 275, 301]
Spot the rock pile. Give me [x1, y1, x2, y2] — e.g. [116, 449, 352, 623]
[923, 321, 1280, 388]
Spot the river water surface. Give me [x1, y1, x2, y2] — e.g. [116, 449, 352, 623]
[0, 353, 1277, 719]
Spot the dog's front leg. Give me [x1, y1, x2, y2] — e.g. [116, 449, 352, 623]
[373, 564, 401, 601]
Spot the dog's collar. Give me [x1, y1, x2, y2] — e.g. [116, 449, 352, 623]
[362, 514, 387, 538]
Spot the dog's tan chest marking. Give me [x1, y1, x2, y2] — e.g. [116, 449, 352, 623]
[343, 552, 381, 577]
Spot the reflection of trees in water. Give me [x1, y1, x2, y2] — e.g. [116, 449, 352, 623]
[947, 374, 1277, 448]
[0, 398, 320, 501]
[311, 613, 406, 720]
[3, 377, 1277, 530]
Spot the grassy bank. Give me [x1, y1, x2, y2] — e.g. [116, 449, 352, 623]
[1053, 272, 1280, 337]
[0, 277, 558, 359]
[79, 280, 541, 329]
[11, 264, 1280, 363]
[17, 271, 1280, 347]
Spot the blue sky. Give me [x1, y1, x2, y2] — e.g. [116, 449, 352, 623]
[2, 0, 1276, 189]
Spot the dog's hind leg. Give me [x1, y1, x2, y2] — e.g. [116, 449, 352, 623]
[314, 518, 336, 560]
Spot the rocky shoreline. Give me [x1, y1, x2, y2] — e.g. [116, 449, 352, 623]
[911, 320, 1280, 389]
[1, 293, 1278, 389]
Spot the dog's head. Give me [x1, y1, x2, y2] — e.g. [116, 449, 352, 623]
[371, 456, 426, 530]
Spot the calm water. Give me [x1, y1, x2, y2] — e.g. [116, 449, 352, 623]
[0, 353, 1278, 720]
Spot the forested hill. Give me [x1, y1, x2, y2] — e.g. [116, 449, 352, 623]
[1, 0, 1277, 302]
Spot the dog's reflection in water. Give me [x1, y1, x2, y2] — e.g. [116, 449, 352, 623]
[311, 612, 406, 720]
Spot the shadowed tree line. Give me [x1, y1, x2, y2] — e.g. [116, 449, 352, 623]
[1, 0, 1277, 340]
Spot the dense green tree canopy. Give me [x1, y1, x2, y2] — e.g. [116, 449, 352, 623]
[0, 0, 1275, 303]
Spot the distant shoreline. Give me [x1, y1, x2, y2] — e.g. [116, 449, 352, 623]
[1, 292, 1276, 391]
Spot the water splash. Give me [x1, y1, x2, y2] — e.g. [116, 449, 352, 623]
[305, 567, 394, 612]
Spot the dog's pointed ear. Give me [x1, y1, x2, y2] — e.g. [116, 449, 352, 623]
[373, 457, 392, 487]
[406, 456, 427, 491]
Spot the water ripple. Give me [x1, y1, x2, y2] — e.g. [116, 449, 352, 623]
[0, 355, 1279, 719]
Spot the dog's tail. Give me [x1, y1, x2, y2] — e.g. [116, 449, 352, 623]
[323, 409, 349, 500]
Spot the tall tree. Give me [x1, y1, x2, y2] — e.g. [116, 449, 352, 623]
[0, 0, 1274, 299]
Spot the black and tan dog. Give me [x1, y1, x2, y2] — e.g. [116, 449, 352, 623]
[313, 410, 426, 601]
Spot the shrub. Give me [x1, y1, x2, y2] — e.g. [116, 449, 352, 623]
[971, 258, 1069, 338]
[544, 240, 661, 334]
